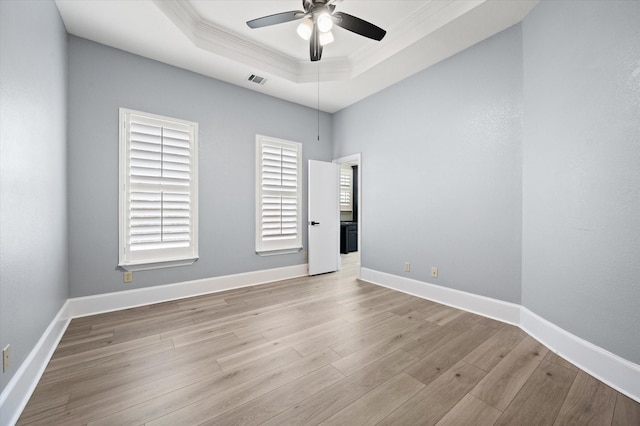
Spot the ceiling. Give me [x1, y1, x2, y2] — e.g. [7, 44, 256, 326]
[54, 0, 538, 113]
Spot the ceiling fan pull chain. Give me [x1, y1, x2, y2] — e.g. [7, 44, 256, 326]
[317, 61, 320, 142]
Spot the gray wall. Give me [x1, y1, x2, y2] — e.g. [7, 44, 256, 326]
[0, 0, 68, 392]
[333, 0, 640, 365]
[333, 24, 524, 304]
[68, 37, 333, 297]
[521, 0, 640, 364]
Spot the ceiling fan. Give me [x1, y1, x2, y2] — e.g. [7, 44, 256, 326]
[247, 0, 387, 62]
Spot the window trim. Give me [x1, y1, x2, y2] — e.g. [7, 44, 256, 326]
[255, 134, 303, 255]
[118, 108, 199, 271]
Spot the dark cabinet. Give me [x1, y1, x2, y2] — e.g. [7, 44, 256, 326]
[340, 222, 358, 254]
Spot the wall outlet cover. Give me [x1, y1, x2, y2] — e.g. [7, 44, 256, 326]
[2, 344, 9, 372]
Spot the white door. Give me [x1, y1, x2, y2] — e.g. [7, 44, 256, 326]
[308, 160, 339, 275]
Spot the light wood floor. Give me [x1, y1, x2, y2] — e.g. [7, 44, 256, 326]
[18, 253, 639, 425]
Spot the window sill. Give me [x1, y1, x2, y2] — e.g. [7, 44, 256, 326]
[256, 247, 302, 257]
[118, 257, 198, 272]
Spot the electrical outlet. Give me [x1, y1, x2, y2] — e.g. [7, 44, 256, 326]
[404, 262, 411, 272]
[3, 345, 9, 372]
[303, 251, 308, 260]
[123, 271, 133, 283]
[431, 267, 438, 278]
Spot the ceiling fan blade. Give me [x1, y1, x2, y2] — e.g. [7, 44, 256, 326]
[333, 12, 386, 41]
[310, 24, 323, 61]
[246, 11, 304, 29]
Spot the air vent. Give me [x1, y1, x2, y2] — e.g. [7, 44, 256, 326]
[248, 74, 266, 85]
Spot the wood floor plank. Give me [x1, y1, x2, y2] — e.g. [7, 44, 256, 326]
[261, 349, 419, 426]
[45, 331, 243, 402]
[16, 389, 70, 425]
[37, 340, 175, 387]
[332, 320, 437, 376]
[260, 311, 344, 341]
[470, 335, 549, 411]
[612, 392, 640, 426]
[319, 372, 425, 426]
[424, 305, 466, 326]
[62, 340, 227, 411]
[200, 365, 345, 426]
[216, 318, 347, 371]
[329, 312, 427, 357]
[463, 324, 527, 372]
[335, 287, 389, 306]
[85, 347, 305, 426]
[159, 305, 303, 341]
[494, 358, 577, 425]
[85, 303, 185, 334]
[335, 303, 400, 324]
[401, 320, 465, 359]
[16, 402, 69, 425]
[378, 360, 486, 426]
[553, 370, 617, 425]
[47, 359, 223, 425]
[292, 311, 396, 357]
[46, 334, 162, 371]
[544, 350, 580, 372]
[145, 349, 341, 426]
[404, 324, 498, 385]
[389, 297, 439, 316]
[171, 326, 268, 350]
[55, 330, 115, 349]
[435, 394, 502, 426]
[359, 291, 413, 309]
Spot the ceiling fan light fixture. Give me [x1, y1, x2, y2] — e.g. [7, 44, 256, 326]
[247, 0, 387, 62]
[316, 11, 333, 33]
[296, 18, 313, 40]
[319, 31, 334, 46]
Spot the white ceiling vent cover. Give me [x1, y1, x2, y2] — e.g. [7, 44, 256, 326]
[248, 74, 267, 85]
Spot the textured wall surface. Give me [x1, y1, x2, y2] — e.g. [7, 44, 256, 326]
[67, 37, 333, 297]
[522, 0, 640, 363]
[333, 25, 524, 303]
[0, 0, 69, 393]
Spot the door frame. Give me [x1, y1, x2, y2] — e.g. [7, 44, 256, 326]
[333, 153, 362, 279]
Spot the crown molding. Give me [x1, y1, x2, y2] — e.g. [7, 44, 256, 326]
[153, 0, 303, 82]
[350, 0, 474, 77]
[153, 0, 459, 84]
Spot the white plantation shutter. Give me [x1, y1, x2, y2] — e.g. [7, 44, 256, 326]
[340, 167, 352, 211]
[256, 135, 302, 254]
[119, 109, 198, 269]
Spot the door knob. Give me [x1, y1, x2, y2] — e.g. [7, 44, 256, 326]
[311, 221, 320, 226]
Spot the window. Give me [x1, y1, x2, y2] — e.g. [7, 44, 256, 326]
[255, 135, 302, 254]
[340, 167, 352, 211]
[119, 108, 198, 271]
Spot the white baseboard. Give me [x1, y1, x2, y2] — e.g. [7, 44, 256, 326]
[520, 307, 640, 402]
[359, 267, 639, 403]
[0, 263, 308, 426]
[360, 268, 521, 325]
[0, 302, 71, 426]
[68, 264, 308, 318]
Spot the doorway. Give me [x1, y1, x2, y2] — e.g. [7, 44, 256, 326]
[334, 153, 361, 278]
